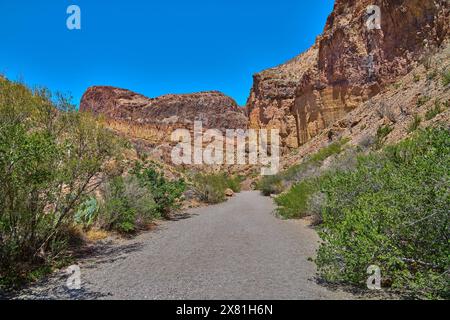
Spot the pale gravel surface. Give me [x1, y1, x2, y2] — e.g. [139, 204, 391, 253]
[11, 191, 353, 300]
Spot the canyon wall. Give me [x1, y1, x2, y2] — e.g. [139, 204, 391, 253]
[81, 1, 449, 160]
[248, 0, 449, 148]
[80, 87, 249, 165]
[80, 86, 247, 131]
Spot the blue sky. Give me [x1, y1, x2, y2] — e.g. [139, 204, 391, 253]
[0, 0, 334, 106]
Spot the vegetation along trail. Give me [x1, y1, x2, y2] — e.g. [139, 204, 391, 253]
[15, 191, 352, 300]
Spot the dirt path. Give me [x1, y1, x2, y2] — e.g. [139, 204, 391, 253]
[14, 191, 352, 300]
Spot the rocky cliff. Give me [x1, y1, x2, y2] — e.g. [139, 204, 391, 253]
[80, 86, 247, 131]
[246, 47, 318, 150]
[80, 86, 249, 167]
[248, 0, 449, 149]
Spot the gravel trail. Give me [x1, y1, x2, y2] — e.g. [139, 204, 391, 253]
[13, 191, 352, 300]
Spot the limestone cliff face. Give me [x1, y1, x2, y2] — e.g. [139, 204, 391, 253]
[246, 47, 318, 150]
[248, 0, 449, 148]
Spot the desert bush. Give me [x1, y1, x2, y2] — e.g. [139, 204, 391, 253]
[226, 175, 243, 193]
[257, 139, 349, 196]
[425, 100, 444, 121]
[192, 173, 240, 204]
[407, 114, 422, 133]
[417, 96, 431, 107]
[358, 134, 375, 150]
[316, 128, 449, 299]
[0, 78, 122, 284]
[257, 175, 284, 196]
[99, 175, 157, 233]
[307, 192, 326, 224]
[308, 138, 350, 164]
[74, 197, 99, 230]
[442, 69, 450, 86]
[374, 125, 393, 149]
[132, 162, 186, 219]
[275, 178, 320, 219]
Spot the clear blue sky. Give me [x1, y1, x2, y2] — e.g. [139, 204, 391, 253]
[0, 0, 334, 106]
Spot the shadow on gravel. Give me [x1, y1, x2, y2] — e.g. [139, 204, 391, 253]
[8, 280, 112, 300]
[1, 242, 145, 300]
[168, 212, 199, 221]
[74, 241, 145, 269]
[314, 277, 401, 300]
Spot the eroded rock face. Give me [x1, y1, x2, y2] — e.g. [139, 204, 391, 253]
[80, 87, 250, 166]
[246, 47, 318, 150]
[248, 0, 449, 148]
[80, 86, 248, 131]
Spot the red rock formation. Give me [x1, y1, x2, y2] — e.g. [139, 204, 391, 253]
[248, 0, 449, 149]
[80, 86, 247, 131]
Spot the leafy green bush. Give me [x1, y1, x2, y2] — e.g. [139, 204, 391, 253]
[100, 175, 157, 233]
[132, 162, 186, 219]
[316, 128, 449, 299]
[0, 78, 122, 284]
[309, 138, 350, 164]
[275, 178, 320, 219]
[192, 172, 240, 204]
[226, 175, 243, 193]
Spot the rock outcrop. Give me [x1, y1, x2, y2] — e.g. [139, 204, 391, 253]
[248, 0, 449, 149]
[246, 47, 318, 150]
[80, 86, 247, 131]
[80, 86, 249, 168]
[282, 42, 450, 170]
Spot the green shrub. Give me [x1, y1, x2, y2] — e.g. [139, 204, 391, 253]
[132, 163, 186, 219]
[407, 114, 422, 133]
[309, 138, 350, 164]
[425, 101, 444, 121]
[374, 125, 393, 149]
[192, 173, 241, 204]
[316, 128, 450, 299]
[75, 198, 99, 230]
[417, 96, 430, 107]
[0, 78, 122, 284]
[257, 139, 349, 196]
[257, 175, 284, 196]
[226, 175, 243, 193]
[275, 178, 319, 219]
[100, 175, 157, 233]
[442, 69, 450, 86]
